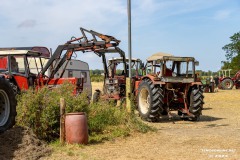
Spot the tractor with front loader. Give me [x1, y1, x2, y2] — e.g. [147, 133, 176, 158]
[0, 49, 84, 133]
[0, 27, 123, 133]
[136, 53, 204, 121]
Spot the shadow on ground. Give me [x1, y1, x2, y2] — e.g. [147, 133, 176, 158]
[205, 123, 229, 128]
[150, 114, 224, 123]
[199, 115, 224, 122]
[202, 107, 212, 110]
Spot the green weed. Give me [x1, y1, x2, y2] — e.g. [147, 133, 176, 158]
[17, 82, 154, 143]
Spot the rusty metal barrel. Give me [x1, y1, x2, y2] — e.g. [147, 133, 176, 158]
[65, 112, 88, 145]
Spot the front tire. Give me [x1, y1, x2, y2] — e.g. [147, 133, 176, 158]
[0, 79, 17, 133]
[137, 79, 163, 122]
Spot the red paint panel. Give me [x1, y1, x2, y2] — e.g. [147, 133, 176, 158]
[47, 78, 77, 85]
[0, 57, 7, 69]
[14, 75, 29, 90]
[135, 80, 141, 95]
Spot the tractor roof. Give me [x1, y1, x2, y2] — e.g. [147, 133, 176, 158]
[147, 52, 195, 62]
[0, 46, 50, 58]
[0, 50, 41, 57]
[147, 52, 173, 61]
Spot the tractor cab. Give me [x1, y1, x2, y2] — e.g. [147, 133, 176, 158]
[146, 52, 199, 83]
[0, 49, 84, 94]
[108, 57, 143, 78]
[0, 50, 45, 92]
[103, 57, 143, 100]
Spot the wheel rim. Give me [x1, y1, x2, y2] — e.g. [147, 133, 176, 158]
[226, 82, 230, 87]
[0, 89, 10, 126]
[139, 87, 150, 114]
[224, 80, 232, 89]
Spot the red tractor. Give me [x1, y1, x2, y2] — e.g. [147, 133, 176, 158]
[0, 49, 84, 133]
[93, 57, 144, 103]
[234, 71, 240, 89]
[136, 53, 204, 122]
[0, 27, 122, 132]
[219, 69, 240, 89]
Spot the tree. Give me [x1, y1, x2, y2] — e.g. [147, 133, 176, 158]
[222, 31, 240, 73]
[222, 32, 240, 60]
[91, 69, 103, 75]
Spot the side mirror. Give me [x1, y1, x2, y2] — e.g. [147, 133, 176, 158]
[195, 61, 199, 66]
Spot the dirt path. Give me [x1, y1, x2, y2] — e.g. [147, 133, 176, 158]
[46, 84, 240, 160]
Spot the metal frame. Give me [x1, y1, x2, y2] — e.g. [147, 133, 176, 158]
[41, 28, 127, 81]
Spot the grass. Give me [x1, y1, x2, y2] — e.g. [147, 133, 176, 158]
[17, 81, 155, 143]
[48, 140, 89, 159]
[87, 99, 155, 143]
[46, 101, 155, 159]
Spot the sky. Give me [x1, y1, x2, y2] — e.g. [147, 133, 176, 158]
[0, 0, 240, 71]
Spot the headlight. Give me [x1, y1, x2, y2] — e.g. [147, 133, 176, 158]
[105, 78, 118, 84]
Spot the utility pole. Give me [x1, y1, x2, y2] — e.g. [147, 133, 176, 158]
[126, 0, 132, 113]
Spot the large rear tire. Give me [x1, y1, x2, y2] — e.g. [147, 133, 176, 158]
[189, 86, 204, 121]
[221, 78, 234, 90]
[137, 79, 163, 122]
[0, 78, 17, 133]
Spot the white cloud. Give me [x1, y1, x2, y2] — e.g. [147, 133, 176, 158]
[213, 10, 231, 20]
[130, 0, 225, 28]
[0, 0, 239, 70]
[0, 0, 127, 46]
[0, 0, 126, 28]
[18, 19, 36, 28]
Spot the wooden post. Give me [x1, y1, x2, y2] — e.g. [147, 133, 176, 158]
[60, 98, 66, 145]
[126, 77, 132, 113]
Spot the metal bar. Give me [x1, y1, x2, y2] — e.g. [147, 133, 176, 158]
[102, 54, 108, 78]
[59, 60, 70, 78]
[128, 0, 132, 78]
[41, 27, 123, 82]
[115, 47, 127, 77]
[80, 27, 88, 42]
[67, 37, 83, 44]
[41, 45, 66, 75]
[126, 0, 132, 113]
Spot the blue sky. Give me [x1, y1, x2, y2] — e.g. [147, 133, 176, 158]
[0, 0, 240, 71]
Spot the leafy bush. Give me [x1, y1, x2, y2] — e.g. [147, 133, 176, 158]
[88, 100, 154, 143]
[17, 83, 154, 143]
[17, 83, 89, 141]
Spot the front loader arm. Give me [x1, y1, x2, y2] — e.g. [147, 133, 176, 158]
[41, 27, 125, 80]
